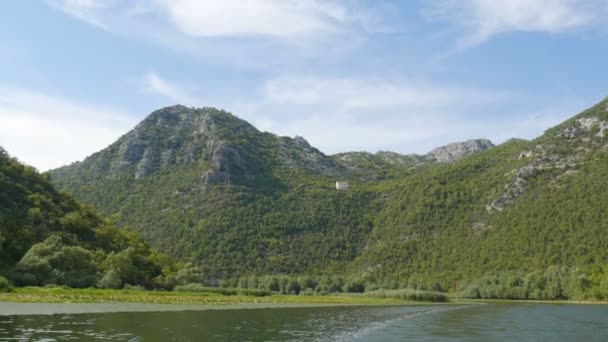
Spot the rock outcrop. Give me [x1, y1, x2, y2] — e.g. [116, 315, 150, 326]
[561, 117, 608, 139]
[428, 139, 495, 163]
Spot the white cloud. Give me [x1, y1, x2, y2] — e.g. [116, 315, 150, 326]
[251, 75, 570, 155]
[45, 0, 117, 30]
[0, 88, 135, 171]
[44, 0, 374, 70]
[263, 76, 508, 112]
[142, 72, 199, 106]
[426, 0, 603, 48]
[46, 0, 363, 39]
[155, 0, 350, 38]
[253, 112, 457, 155]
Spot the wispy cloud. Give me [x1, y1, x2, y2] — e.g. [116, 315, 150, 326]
[425, 0, 604, 48]
[263, 75, 508, 111]
[0, 87, 135, 171]
[45, 0, 116, 30]
[44, 0, 378, 70]
[142, 71, 199, 106]
[46, 0, 369, 39]
[250, 75, 571, 154]
[155, 0, 351, 38]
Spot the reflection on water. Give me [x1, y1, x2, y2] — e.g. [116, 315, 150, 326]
[0, 304, 606, 341]
[359, 304, 608, 342]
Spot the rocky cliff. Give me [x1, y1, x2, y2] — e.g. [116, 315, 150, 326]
[428, 139, 495, 163]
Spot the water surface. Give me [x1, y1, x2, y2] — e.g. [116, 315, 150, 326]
[0, 303, 606, 341]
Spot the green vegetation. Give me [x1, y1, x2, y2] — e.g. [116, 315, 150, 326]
[365, 289, 448, 303]
[0, 147, 175, 290]
[28, 97, 608, 301]
[0, 286, 435, 305]
[0, 276, 13, 293]
[175, 284, 272, 297]
[463, 267, 590, 300]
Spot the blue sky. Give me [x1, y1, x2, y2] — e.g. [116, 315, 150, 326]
[1, 0, 607, 170]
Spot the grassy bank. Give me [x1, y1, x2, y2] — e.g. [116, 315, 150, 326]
[0, 287, 448, 306]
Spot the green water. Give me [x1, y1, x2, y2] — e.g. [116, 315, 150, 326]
[0, 303, 606, 341]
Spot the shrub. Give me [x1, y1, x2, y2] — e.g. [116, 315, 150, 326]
[123, 284, 145, 291]
[343, 281, 365, 293]
[98, 269, 123, 289]
[175, 283, 237, 295]
[0, 276, 13, 292]
[237, 289, 272, 297]
[366, 289, 448, 303]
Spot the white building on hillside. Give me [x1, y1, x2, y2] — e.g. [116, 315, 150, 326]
[336, 181, 349, 191]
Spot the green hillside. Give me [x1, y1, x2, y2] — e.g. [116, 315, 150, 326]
[48, 99, 608, 299]
[0, 147, 175, 289]
[354, 98, 608, 298]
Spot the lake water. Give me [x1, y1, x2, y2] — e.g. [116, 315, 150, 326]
[0, 303, 606, 341]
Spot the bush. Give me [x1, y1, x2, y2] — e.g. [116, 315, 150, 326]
[13, 235, 98, 288]
[98, 269, 123, 289]
[237, 289, 272, 297]
[123, 284, 145, 291]
[300, 288, 315, 296]
[343, 281, 365, 293]
[175, 283, 237, 295]
[366, 289, 448, 303]
[463, 268, 593, 301]
[286, 279, 301, 295]
[0, 276, 13, 292]
[174, 263, 205, 286]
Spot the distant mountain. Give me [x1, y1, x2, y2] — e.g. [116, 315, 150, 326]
[49, 99, 608, 294]
[54, 106, 341, 187]
[334, 139, 495, 179]
[428, 139, 495, 163]
[50, 106, 375, 276]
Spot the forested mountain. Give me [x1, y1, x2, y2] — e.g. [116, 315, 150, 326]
[49, 99, 608, 298]
[0, 148, 175, 289]
[50, 106, 381, 275]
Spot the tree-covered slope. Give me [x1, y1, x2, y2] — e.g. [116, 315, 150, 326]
[0, 147, 174, 289]
[48, 98, 608, 295]
[353, 98, 608, 291]
[50, 106, 376, 276]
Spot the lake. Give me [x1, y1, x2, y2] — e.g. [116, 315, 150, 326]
[0, 303, 606, 341]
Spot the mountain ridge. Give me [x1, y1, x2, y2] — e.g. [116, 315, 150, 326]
[48, 98, 608, 295]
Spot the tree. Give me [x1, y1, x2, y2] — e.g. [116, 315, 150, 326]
[100, 247, 162, 289]
[13, 234, 98, 288]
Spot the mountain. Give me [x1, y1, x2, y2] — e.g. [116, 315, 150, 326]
[49, 99, 608, 298]
[0, 147, 174, 289]
[333, 139, 495, 179]
[50, 106, 374, 276]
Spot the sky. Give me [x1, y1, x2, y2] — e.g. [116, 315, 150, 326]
[1, 0, 607, 171]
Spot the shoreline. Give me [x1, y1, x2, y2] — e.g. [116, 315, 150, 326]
[0, 287, 605, 316]
[1, 299, 605, 317]
[0, 302, 408, 316]
[0, 287, 448, 311]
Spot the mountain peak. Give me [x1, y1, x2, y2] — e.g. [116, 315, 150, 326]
[428, 139, 495, 163]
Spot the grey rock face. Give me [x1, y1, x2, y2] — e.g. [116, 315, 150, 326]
[561, 117, 608, 139]
[487, 164, 542, 212]
[428, 139, 495, 163]
[100, 105, 259, 182]
[200, 141, 246, 186]
[276, 135, 343, 176]
[487, 141, 585, 212]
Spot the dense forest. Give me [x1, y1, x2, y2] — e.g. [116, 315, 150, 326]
[0, 147, 177, 290]
[41, 98, 608, 300]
